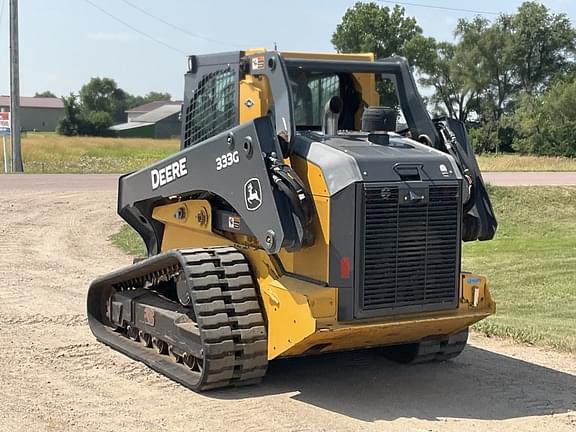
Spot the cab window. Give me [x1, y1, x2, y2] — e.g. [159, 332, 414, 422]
[288, 69, 340, 129]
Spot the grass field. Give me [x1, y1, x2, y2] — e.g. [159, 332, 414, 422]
[476, 154, 576, 172]
[0, 134, 575, 173]
[0, 133, 179, 173]
[111, 186, 576, 353]
[463, 186, 576, 352]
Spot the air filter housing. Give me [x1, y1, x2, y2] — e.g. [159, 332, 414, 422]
[361, 106, 397, 132]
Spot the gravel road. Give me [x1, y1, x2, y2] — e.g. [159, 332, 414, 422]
[0, 176, 574, 431]
[1, 171, 575, 193]
[483, 171, 576, 186]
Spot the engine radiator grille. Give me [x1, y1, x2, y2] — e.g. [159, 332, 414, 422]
[359, 182, 461, 314]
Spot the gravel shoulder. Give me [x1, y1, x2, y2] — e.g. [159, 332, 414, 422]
[0, 185, 574, 432]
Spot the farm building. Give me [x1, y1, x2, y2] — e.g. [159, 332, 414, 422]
[0, 96, 64, 132]
[110, 103, 182, 139]
[125, 100, 182, 122]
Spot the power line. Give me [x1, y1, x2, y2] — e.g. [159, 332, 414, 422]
[83, 0, 187, 55]
[117, 0, 243, 48]
[377, 0, 499, 16]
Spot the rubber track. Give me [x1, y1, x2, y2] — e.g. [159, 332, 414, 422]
[409, 328, 469, 364]
[181, 247, 268, 389]
[381, 328, 469, 365]
[88, 247, 268, 391]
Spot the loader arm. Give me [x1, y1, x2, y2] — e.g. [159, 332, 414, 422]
[118, 116, 314, 255]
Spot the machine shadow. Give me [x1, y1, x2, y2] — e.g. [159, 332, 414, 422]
[210, 345, 576, 422]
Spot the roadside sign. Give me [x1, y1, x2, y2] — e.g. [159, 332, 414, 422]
[1, 111, 9, 172]
[0, 112, 10, 136]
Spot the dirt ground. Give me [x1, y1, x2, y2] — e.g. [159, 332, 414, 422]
[0, 183, 574, 432]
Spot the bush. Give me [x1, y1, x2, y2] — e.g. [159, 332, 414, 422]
[56, 118, 78, 136]
[512, 76, 576, 157]
[57, 95, 115, 137]
[81, 111, 114, 137]
[468, 119, 516, 154]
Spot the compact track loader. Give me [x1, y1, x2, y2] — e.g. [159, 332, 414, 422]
[87, 50, 497, 391]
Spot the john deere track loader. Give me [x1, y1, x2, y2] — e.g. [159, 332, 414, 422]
[87, 49, 497, 391]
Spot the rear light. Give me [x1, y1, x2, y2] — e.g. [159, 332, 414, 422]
[340, 256, 351, 280]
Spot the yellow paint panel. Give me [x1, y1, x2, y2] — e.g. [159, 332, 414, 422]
[281, 51, 374, 62]
[239, 75, 272, 124]
[290, 155, 329, 197]
[281, 311, 492, 357]
[160, 226, 233, 252]
[278, 156, 330, 282]
[354, 72, 379, 108]
[256, 273, 337, 360]
[278, 272, 495, 357]
[244, 48, 266, 55]
[152, 200, 233, 251]
[260, 279, 316, 359]
[460, 274, 492, 310]
[153, 200, 212, 233]
[253, 267, 494, 359]
[276, 276, 337, 320]
[277, 196, 329, 282]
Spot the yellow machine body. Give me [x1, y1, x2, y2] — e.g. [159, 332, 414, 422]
[150, 50, 495, 361]
[88, 49, 498, 393]
[153, 199, 494, 361]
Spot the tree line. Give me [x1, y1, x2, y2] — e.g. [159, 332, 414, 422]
[55, 78, 171, 136]
[332, 1, 576, 157]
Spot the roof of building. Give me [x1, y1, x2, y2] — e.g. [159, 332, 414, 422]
[132, 104, 181, 123]
[110, 122, 155, 131]
[0, 96, 64, 109]
[126, 100, 182, 113]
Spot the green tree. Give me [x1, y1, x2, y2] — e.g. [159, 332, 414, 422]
[331, 2, 434, 67]
[82, 111, 114, 136]
[509, 2, 576, 95]
[331, 2, 436, 105]
[34, 90, 57, 98]
[56, 94, 81, 136]
[455, 16, 516, 124]
[79, 77, 129, 123]
[58, 77, 140, 136]
[127, 91, 172, 109]
[56, 94, 114, 137]
[418, 41, 479, 122]
[513, 75, 576, 157]
[445, 2, 576, 153]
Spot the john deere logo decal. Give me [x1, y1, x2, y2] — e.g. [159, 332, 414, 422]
[244, 178, 262, 211]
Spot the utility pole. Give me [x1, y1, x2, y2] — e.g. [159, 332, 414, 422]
[9, 0, 23, 172]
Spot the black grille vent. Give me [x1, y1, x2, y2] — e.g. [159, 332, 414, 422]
[183, 67, 236, 148]
[360, 183, 460, 312]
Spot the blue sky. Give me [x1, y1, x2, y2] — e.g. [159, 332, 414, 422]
[0, 0, 574, 99]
